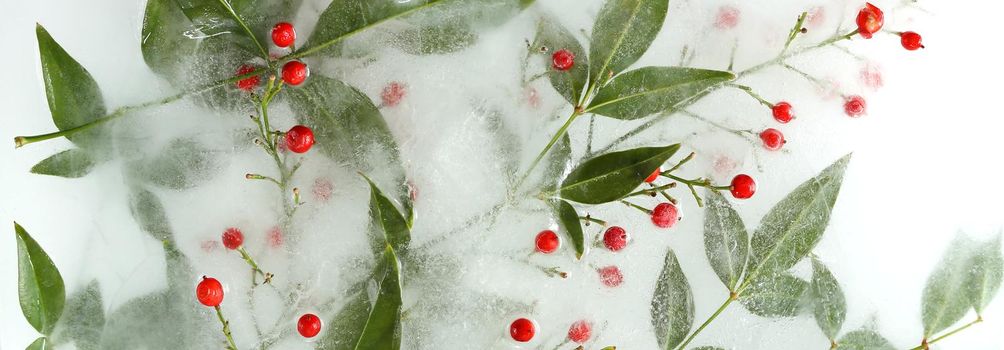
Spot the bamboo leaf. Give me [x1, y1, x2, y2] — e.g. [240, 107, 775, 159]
[365, 176, 412, 257]
[555, 200, 586, 259]
[703, 190, 749, 291]
[15, 222, 66, 335]
[354, 246, 403, 350]
[650, 248, 694, 350]
[558, 144, 679, 204]
[36, 25, 108, 150]
[587, 67, 734, 120]
[588, 0, 668, 87]
[810, 259, 846, 340]
[30, 149, 96, 178]
[534, 15, 588, 105]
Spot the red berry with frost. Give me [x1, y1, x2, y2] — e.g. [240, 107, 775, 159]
[759, 128, 786, 151]
[552, 49, 575, 71]
[196, 276, 224, 307]
[651, 202, 679, 229]
[271, 22, 296, 48]
[598, 266, 623, 287]
[771, 102, 793, 123]
[645, 168, 661, 183]
[855, 3, 884, 39]
[567, 320, 592, 344]
[285, 125, 315, 153]
[730, 174, 756, 199]
[535, 230, 560, 254]
[844, 95, 867, 117]
[603, 226, 629, 252]
[221, 227, 244, 250]
[313, 177, 333, 202]
[381, 82, 407, 107]
[281, 60, 308, 86]
[267, 226, 283, 248]
[714, 6, 740, 29]
[900, 31, 924, 51]
[234, 65, 261, 91]
[297, 313, 322, 338]
[509, 318, 535, 342]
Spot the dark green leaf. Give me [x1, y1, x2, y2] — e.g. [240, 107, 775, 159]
[355, 246, 403, 349]
[15, 222, 65, 335]
[586, 67, 734, 120]
[837, 329, 895, 350]
[137, 138, 221, 190]
[30, 149, 96, 178]
[365, 176, 412, 256]
[99, 291, 208, 349]
[588, 0, 668, 87]
[558, 144, 679, 204]
[811, 259, 846, 340]
[128, 188, 174, 242]
[392, 22, 476, 55]
[966, 234, 1003, 315]
[739, 272, 808, 318]
[51, 281, 104, 350]
[651, 249, 693, 350]
[921, 235, 976, 337]
[534, 16, 588, 105]
[745, 154, 852, 282]
[288, 75, 412, 222]
[26, 337, 50, 350]
[319, 290, 372, 349]
[703, 190, 748, 292]
[391, 0, 529, 55]
[141, 0, 198, 78]
[36, 25, 108, 150]
[301, 0, 447, 56]
[556, 200, 585, 259]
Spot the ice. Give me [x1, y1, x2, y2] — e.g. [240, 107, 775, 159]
[3, 0, 1004, 349]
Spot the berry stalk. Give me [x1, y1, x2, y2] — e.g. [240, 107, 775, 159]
[673, 295, 735, 350]
[215, 305, 240, 350]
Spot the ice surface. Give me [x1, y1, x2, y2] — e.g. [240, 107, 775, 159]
[2, 0, 1004, 349]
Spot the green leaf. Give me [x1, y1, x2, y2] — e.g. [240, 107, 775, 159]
[391, 0, 529, 55]
[703, 190, 749, 291]
[136, 138, 221, 190]
[921, 235, 977, 337]
[36, 24, 108, 150]
[301, 0, 447, 56]
[319, 289, 373, 349]
[745, 154, 852, 283]
[15, 222, 66, 335]
[534, 16, 588, 105]
[51, 281, 105, 350]
[99, 291, 208, 349]
[128, 188, 174, 242]
[288, 75, 412, 222]
[739, 272, 808, 318]
[30, 149, 96, 178]
[966, 234, 1003, 315]
[355, 246, 403, 350]
[537, 133, 571, 192]
[141, 0, 198, 78]
[692, 347, 725, 350]
[26, 337, 51, 350]
[365, 176, 412, 256]
[650, 249, 693, 350]
[555, 200, 585, 259]
[810, 259, 846, 340]
[588, 0, 668, 87]
[558, 144, 679, 204]
[837, 329, 895, 350]
[586, 67, 734, 120]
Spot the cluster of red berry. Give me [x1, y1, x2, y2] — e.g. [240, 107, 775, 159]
[197, 276, 322, 338]
[508, 317, 593, 345]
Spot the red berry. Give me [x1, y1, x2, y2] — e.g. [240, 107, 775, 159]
[297, 313, 322, 338]
[267, 226, 283, 248]
[714, 6, 740, 30]
[900, 31, 924, 51]
[645, 168, 661, 183]
[285, 125, 315, 153]
[509, 318, 535, 342]
[535, 230, 560, 254]
[855, 3, 884, 39]
[651, 202, 679, 229]
[759, 128, 786, 151]
[271, 22, 296, 48]
[196, 276, 224, 307]
[730, 174, 756, 199]
[843, 95, 867, 117]
[603, 226, 629, 252]
[234, 65, 261, 91]
[771, 102, 793, 123]
[598, 266, 623, 287]
[221, 227, 244, 250]
[552, 49, 575, 71]
[381, 82, 407, 107]
[281, 60, 309, 86]
[567, 320, 592, 344]
[312, 177, 333, 202]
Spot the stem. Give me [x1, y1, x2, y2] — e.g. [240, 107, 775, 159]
[619, 200, 651, 214]
[237, 247, 270, 281]
[622, 183, 677, 198]
[908, 317, 984, 350]
[781, 12, 809, 54]
[674, 296, 735, 350]
[730, 84, 773, 107]
[216, 0, 269, 62]
[514, 110, 580, 191]
[215, 305, 239, 350]
[579, 215, 607, 226]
